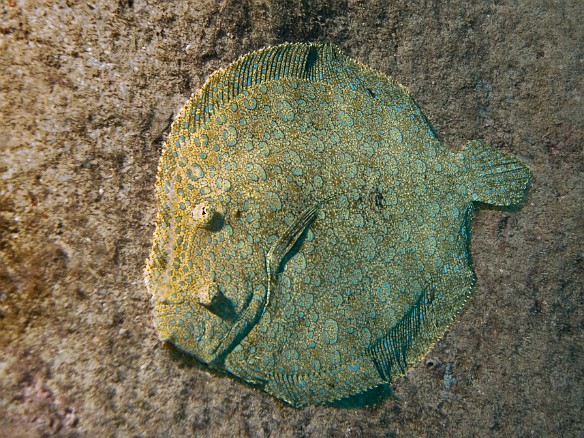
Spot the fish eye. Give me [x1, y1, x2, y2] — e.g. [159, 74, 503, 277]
[192, 201, 224, 231]
[195, 282, 237, 321]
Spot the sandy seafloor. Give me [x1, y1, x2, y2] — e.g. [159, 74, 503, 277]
[0, 1, 582, 436]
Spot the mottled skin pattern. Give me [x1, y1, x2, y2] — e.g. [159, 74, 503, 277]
[145, 43, 531, 407]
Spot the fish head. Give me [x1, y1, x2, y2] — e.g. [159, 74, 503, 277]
[146, 154, 270, 364]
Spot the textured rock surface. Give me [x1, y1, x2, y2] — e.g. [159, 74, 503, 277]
[0, 0, 582, 436]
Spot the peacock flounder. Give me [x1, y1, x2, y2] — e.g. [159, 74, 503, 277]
[145, 42, 531, 407]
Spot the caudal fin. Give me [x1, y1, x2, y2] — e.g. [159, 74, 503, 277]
[457, 140, 531, 207]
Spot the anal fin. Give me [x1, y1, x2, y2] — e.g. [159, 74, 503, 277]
[369, 287, 434, 382]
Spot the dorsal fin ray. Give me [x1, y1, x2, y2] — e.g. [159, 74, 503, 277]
[186, 43, 342, 134]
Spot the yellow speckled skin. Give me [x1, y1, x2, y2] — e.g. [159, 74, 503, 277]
[145, 43, 531, 407]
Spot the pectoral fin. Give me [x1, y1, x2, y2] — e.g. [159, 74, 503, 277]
[266, 195, 335, 283]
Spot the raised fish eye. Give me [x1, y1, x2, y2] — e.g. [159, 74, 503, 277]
[196, 282, 236, 321]
[192, 201, 224, 231]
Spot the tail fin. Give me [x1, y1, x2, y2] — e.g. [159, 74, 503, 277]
[457, 140, 531, 207]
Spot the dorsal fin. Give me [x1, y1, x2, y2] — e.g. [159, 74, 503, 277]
[186, 43, 343, 134]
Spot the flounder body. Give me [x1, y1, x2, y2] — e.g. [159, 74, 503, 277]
[145, 42, 531, 407]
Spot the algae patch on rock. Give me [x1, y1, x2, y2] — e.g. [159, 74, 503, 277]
[145, 42, 531, 407]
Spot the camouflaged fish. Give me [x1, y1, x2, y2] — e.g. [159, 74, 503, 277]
[145, 42, 531, 407]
